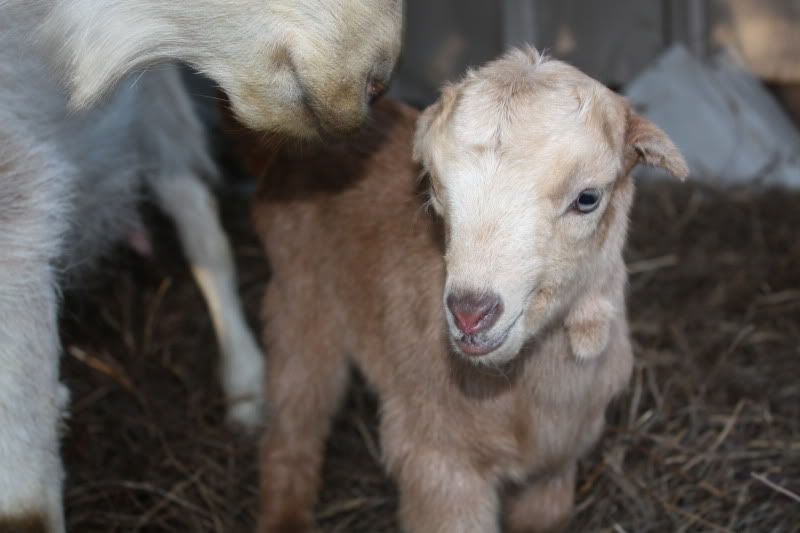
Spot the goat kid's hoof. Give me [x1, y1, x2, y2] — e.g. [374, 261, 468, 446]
[259, 517, 320, 533]
[263, 527, 321, 533]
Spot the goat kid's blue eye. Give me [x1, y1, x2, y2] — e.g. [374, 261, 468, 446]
[575, 188, 602, 213]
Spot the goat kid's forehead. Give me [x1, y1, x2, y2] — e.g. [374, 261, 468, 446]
[435, 88, 626, 209]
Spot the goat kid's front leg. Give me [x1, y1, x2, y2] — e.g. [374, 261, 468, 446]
[152, 174, 264, 429]
[258, 284, 350, 533]
[396, 457, 500, 533]
[505, 465, 576, 533]
[383, 434, 501, 533]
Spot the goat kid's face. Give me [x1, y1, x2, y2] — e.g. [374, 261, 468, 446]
[220, 0, 403, 137]
[415, 53, 688, 365]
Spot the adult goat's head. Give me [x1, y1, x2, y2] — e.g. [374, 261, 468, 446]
[40, 0, 404, 138]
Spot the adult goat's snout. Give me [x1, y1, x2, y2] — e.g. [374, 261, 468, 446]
[304, 70, 393, 135]
[367, 77, 389, 104]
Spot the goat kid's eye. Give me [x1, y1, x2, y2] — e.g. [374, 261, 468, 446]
[573, 188, 603, 214]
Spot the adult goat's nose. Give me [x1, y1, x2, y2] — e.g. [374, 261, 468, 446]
[446, 291, 503, 335]
[367, 77, 388, 104]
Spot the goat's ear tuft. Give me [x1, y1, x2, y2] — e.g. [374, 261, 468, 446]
[625, 109, 689, 180]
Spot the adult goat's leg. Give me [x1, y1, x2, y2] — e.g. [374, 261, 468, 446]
[151, 174, 265, 429]
[0, 153, 70, 533]
[0, 268, 66, 533]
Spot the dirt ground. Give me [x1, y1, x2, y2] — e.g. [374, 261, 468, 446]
[59, 178, 800, 532]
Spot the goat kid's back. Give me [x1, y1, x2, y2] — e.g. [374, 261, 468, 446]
[250, 99, 453, 399]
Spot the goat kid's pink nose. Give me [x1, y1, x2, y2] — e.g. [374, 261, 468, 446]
[446, 292, 503, 335]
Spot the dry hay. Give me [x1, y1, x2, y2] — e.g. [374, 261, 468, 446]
[60, 181, 800, 532]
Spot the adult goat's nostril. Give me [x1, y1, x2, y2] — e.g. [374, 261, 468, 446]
[367, 77, 387, 104]
[446, 291, 503, 335]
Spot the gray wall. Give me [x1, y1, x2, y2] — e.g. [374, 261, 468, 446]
[389, 0, 800, 107]
[388, 0, 502, 107]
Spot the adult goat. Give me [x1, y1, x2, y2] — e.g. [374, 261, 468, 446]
[0, 1, 402, 531]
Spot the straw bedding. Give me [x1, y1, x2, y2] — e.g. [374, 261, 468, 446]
[60, 180, 800, 532]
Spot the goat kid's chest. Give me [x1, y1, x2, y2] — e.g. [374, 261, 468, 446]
[446, 351, 608, 481]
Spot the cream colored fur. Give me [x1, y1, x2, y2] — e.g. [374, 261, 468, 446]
[36, 0, 403, 137]
[414, 48, 688, 366]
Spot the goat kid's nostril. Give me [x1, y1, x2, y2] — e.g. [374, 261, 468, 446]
[446, 292, 503, 335]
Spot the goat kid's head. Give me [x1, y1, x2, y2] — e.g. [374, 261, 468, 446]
[44, 0, 403, 138]
[414, 48, 688, 365]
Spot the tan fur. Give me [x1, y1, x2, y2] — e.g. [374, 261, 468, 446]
[246, 49, 687, 533]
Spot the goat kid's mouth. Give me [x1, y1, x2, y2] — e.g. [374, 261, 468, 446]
[451, 316, 519, 358]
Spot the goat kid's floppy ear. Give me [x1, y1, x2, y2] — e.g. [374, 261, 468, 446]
[625, 108, 689, 180]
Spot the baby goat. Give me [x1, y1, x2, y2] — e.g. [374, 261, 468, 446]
[1, 1, 401, 531]
[250, 49, 687, 533]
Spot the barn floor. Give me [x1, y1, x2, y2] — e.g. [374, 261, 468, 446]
[60, 181, 800, 532]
